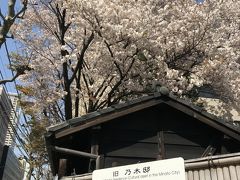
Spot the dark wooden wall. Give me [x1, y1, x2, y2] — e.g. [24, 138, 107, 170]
[98, 104, 238, 168]
[55, 103, 240, 175]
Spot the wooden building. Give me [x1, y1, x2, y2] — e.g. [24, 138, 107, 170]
[45, 93, 240, 178]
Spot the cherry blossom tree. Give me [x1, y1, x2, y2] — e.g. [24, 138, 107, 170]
[9, 1, 239, 178]
[13, 0, 240, 122]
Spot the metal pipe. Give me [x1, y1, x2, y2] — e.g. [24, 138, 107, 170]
[53, 146, 98, 159]
[61, 173, 92, 180]
[185, 156, 240, 170]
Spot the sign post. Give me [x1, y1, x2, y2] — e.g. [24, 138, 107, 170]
[93, 157, 185, 180]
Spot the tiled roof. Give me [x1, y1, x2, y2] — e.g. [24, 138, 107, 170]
[46, 93, 240, 141]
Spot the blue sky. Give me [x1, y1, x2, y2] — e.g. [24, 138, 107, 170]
[196, 0, 205, 4]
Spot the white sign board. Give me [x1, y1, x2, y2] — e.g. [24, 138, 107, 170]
[93, 157, 185, 180]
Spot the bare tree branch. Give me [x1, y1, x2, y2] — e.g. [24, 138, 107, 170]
[0, 64, 31, 84]
[69, 32, 94, 84]
[0, 0, 28, 48]
[0, 73, 19, 84]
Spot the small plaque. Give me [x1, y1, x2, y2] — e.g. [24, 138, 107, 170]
[93, 157, 185, 180]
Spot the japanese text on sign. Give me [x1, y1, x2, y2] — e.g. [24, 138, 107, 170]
[93, 157, 185, 180]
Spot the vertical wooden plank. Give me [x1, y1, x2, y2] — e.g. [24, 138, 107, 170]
[229, 165, 238, 180]
[210, 168, 217, 180]
[235, 165, 240, 180]
[199, 169, 205, 180]
[223, 166, 231, 180]
[216, 167, 224, 180]
[193, 170, 200, 180]
[98, 155, 105, 169]
[58, 159, 67, 179]
[188, 170, 194, 180]
[204, 169, 211, 180]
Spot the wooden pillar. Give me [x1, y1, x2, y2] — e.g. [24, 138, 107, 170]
[89, 126, 101, 172]
[157, 131, 165, 160]
[58, 159, 67, 179]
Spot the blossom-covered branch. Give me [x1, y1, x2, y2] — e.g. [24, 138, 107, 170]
[12, 0, 240, 122]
